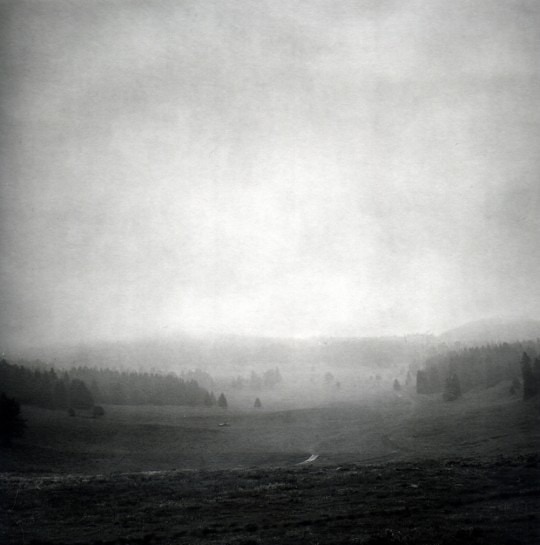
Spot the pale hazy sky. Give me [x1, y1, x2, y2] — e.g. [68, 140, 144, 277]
[1, 0, 540, 348]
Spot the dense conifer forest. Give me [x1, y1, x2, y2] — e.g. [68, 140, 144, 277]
[415, 340, 540, 399]
[0, 359, 213, 410]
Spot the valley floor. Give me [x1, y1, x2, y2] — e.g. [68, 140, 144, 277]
[1, 387, 539, 544]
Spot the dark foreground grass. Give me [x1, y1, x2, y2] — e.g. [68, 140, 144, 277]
[1, 454, 539, 545]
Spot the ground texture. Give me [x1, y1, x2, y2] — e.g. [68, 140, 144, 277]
[1, 454, 539, 545]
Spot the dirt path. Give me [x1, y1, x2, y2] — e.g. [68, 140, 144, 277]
[298, 453, 319, 464]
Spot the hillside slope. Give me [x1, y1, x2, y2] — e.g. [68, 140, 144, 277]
[440, 317, 540, 345]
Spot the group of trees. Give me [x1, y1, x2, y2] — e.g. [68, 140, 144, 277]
[415, 340, 540, 397]
[415, 340, 540, 402]
[0, 360, 95, 410]
[180, 369, 214, 390]
[520, 352, 540, 399]
[230, 368, 282, 391]
[203, 391, 228, 409]
[0, 359, 215, 410]
[69, 365, 211, 407]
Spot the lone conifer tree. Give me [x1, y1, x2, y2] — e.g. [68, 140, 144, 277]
[521, 352, 538, 400]
[254, 397, 262, 408]
[393, 379, 401, 391]
[218, 393, 228, 409]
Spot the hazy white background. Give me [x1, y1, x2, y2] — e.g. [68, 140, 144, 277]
[1, 0, 539, 348]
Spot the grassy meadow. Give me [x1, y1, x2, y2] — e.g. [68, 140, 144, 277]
[1, 383, 539, 544]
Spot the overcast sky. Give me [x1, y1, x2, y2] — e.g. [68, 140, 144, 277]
[1, 0, 539, 348]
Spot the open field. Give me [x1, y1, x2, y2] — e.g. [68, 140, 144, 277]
[2, 385, 539, 474]
[1, 385, 539, 544]
[1, 455, 539, 545]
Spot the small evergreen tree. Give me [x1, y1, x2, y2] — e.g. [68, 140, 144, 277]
[393, 379, 401, 392]
[521, 352, 538, 400]
[254, 397, 262, 408]
[218, 393, 228, 409]
[0, 393, 26, 446]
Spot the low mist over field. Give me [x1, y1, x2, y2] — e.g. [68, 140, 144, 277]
[1, 1, 540, 544]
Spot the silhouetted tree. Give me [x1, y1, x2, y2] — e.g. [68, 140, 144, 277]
[254, 397, 262, 408]
[0, 393, 26, 446]
[218, 393, 228, 409]
[393, 379, 401, 392]
[521, 352, 538, 400]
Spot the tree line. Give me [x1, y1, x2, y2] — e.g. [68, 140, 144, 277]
[230, 367, 283, 390]
[0, 359, 218, 410]
[415, 340, 540, 400]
